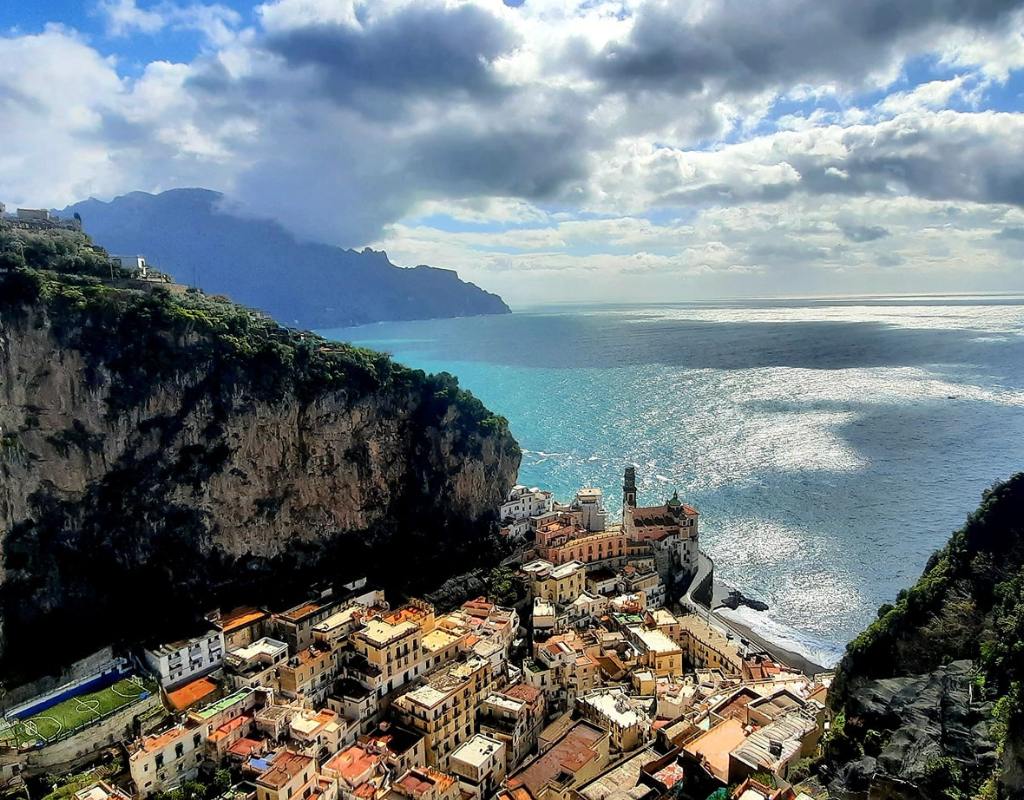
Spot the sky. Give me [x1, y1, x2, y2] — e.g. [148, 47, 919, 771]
[3, 0, 1024, 305]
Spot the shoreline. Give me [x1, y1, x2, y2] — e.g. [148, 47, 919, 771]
[714, 610, 830, 677]
[703, 579, 831, 676]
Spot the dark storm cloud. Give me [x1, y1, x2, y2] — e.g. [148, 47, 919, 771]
[588, 0, 1024, 95]
[264, 3, 519, 107]
[840, 223, 891, 242]
[411, 117, 593, 200]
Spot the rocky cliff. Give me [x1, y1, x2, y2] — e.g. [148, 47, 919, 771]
[0, 222, 520, 682]
[822, 473, 1024, 800]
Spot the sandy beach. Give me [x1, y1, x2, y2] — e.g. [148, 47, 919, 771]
[704, 579, 831, 676]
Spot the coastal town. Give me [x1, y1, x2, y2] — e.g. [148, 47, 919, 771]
[0, 470, 834, 800]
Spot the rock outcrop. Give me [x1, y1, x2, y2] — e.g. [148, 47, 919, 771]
[823, 474, 1024, 799]
[827, 661, 998, 799]
[0, 230, 520, 681]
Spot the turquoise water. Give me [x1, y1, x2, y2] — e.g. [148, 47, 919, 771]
[322, 297, 1024, 666]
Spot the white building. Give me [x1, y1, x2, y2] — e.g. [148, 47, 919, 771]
[449, 734, 506, 800]
[143, 629, 225, 688]
[572, 488, 608, 532]
[111, 254, 148, 276]
[575, 688, 652, 753]
[532, 598, 556, 637]
[500, 486, 554, 538]
[224, 636, 288, 689]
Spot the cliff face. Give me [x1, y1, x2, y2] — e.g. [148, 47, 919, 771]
[824, 474, 1024, 800]
[0, 252, 519, 680]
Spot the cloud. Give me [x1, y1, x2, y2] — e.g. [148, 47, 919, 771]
[840, 223, 891, 242]
[263, 2, 519, 110]
[98, 0, 242, 44]
[586, 0, 1024, 96]
[3, 0, 1024, 302]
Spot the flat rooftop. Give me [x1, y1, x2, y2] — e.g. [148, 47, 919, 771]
[451, 734, 504, 768]
[682, 717, 747, 783]
[230, 637, 287, 662]
[193, 688, 253, 721]
[359, 618, 419, 646]
[629, 626, 681, 654]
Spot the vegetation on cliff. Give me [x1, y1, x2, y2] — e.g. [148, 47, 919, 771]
[0, 220, 520, 683]
[825, 473, 1024, 798]
[0, 221, 510, 433]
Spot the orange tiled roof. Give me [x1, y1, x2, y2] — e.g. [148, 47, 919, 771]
[257, 750, 314, 789]
[325, 745, 382, 784]
[503, 684, 542, 704]
[210, 713, 251, 742]
[395, 768, 455, 797]
[167, 677, 219, 712]
[228, 738, 263, 758]
[220, 607, 268, 633]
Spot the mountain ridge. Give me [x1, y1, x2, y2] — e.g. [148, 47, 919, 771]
[61, 188, 510, 328]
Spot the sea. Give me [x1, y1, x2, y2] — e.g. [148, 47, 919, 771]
[321, 295, 1024, 668]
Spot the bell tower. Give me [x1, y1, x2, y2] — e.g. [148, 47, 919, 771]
[623, 465, 637, 510]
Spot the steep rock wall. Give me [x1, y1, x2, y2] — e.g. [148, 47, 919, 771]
[0, 297, 519, 680]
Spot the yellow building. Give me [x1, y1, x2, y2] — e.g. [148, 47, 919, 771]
[521, 560, 586, 605]
[675, 614, 743, 674]
[393, 657, 493, 771]
[625, 626, 684, 677]
[255, 751, 318, 800]
[278, 642, 339, 704]
[350, 601, 438, 695]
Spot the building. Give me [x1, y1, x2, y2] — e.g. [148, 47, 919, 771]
[387, 768, 460, 800]
[327, 679, 379, 737]
[532, 598, 557, 638]
[111, 255, 148, 276]
[449, 734, 506, 800]
[571, 489, 608, 533]
[575, 688, 652, 753]
[363, 724, 428, 779]
[129, 722, 206, 796]
[621, 468, 699, 584]
[74, 782, 132, 800]
[680, 717, 748, 786]
[728, 711, 821, 784]
[520, 561, 586, 605]
[675, 614, 743, 674]
[278, 643, 339, 705]
[225, 637, 289, 690]
[190, 688, 265, 761]
[503, 720, 610, 800]
[478, 684, 546, 772]
[534, 514, 626, 569]
[274, 592, 348, 653]
[524, 631, 601, 711]
[625, 626, 684, 677]
[348, 600, 435, 698]
[210, 607, 270, 650]
[255, 750, 318, 800]
[393, 657, 492, 770]
[143, 629, 225, 689]
[617, 565, 664, 608]
[290, 709, 345, 761]
[500, 486, 554, 538]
